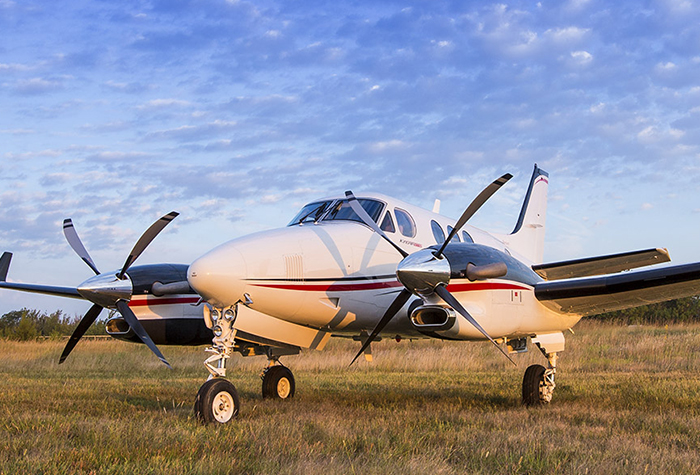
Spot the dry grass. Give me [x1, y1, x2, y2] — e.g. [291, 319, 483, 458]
[1, 321, 699, 474]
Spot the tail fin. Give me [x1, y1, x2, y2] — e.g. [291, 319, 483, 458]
[506, 165, 549, 264]
[0, 252, 12, 282]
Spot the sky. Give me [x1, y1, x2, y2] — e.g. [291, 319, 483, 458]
[2, 0, 700, 317]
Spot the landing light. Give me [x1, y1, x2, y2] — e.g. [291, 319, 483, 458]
[213, 325, 223, 337]
[224, 308, 236, 321]
[211, 309, 220, 321]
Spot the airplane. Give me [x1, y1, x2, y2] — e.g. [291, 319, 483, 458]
[2, 164, 700, 424]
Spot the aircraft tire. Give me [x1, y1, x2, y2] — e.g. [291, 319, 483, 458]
[262, 365, 295, 399]
[522, 364, 547, 406]
[194, 378, 240, 423]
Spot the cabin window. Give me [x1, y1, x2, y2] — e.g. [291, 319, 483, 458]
[431, 220, 445, 244]
[288, 200, 334, 225]
[323, 199, 384, 224]
[394, 208, 416, 237]
[447, 225, 461, 242]
[462, 231, 474, 243]
[380, 211, 395, 233]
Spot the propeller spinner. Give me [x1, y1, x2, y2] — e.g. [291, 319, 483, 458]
[348, 173, 515, 366]
[59, 212, 178, 368]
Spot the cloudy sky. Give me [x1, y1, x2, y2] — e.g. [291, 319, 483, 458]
[2, 0, 700, 316]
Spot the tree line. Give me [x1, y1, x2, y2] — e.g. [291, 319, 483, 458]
[593, 296, 700, 325]
[0, 308, 107, 341]
[1, 296, 699, 341]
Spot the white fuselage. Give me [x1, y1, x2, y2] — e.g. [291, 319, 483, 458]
[188, 193, 580, 345]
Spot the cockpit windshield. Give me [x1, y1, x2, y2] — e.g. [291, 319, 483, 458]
[289, 198, 385, 226]
[288, 200, 334, 225]
[323, 199, 384, 224]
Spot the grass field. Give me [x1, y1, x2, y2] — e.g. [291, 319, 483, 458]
[1, 321, 699, 474]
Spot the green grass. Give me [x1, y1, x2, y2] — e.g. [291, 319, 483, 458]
[1, 321, 699, 474]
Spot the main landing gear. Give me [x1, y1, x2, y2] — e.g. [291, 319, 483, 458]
[262, 362, 295, 399]
[194, 303, 300, 424]
[522, 347, 558, 406]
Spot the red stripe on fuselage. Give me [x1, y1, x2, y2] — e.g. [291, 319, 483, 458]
[250, 281, 404, 292]
[249, 280, 531, 293]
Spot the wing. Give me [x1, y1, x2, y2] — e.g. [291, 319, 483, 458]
[532, 248, 670, 281]
[535, 262, 700, 316]
[0, 252, 82, 299]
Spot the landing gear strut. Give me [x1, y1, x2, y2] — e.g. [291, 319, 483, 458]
[522, 351, 557, 406]
[195, 304, 240, 423]
[195, 302, 301, 423]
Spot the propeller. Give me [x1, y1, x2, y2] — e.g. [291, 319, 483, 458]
[63, 219, 100, 275]
[350, 289, 411, 366]
[434, 284, 514, 365]
[59, 212, 179, 367]
[345, 192, 408, 258]
[347, 173, 514, 365]
[434, 173, 512, 258]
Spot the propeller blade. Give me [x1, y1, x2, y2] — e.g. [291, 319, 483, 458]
[350, 288, 412, 366]
[434, 284, 516, 365]
[345, 191, 408, 258]
[435, 173, 513, 258]
[63, 219, 100, 275]
[118, 211, 179, 279]
[115, 300, 172, 369]
[59, 304, 103, 364]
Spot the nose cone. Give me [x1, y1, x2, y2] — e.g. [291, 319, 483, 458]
[396, 249, 451, 294]
[188, 244, 247, 307]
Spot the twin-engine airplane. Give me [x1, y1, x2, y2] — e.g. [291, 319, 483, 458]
[2, 164, 700, 424]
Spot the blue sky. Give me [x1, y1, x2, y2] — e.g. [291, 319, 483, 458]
[2, 0, 700, 316]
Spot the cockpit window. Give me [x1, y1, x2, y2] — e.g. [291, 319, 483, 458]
[431, 220, 445, 244]
[447, 225, 461, 242]
[323, 199, 384, 224]
[288, 200, 334, 226]
[380, 211, 395, 233]
[394, 208, 416, 237]
[462, 231, 474, 243]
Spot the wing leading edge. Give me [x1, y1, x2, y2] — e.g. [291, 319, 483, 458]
[535, 261, 700, 316]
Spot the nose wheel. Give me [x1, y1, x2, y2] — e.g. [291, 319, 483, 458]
[194, 378, 240, 424]
[262, 365, 295, 399]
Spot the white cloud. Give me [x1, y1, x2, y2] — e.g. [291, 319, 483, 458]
[570, 50, 593, 65]
[137, 98, 191, 110]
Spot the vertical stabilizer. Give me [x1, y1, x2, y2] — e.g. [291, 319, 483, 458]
[0, 252, 12, 282]
[506, 165, 549, 264]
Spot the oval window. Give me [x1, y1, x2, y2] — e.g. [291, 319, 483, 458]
[447, 225, 461, 242]
[394, 208, 416, 237]
[431, 220, 445, 244]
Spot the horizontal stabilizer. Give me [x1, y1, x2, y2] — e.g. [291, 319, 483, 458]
[535, 261, 700, 316]
[533, 248, 670, 280]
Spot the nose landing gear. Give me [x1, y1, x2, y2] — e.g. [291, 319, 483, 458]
[195, 303, 301, 423]
[194, 378, 240, 424]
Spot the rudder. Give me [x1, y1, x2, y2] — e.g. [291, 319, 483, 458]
[506, 165, 549, 264]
